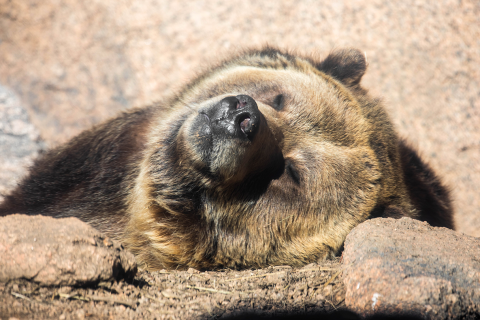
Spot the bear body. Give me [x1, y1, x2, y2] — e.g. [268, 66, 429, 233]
[0, 48, 454, 270]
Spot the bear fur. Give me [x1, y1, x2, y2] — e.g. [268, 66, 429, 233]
[0, 48, 454, 270]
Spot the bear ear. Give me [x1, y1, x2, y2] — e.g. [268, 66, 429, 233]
[316, 48, 367, 86]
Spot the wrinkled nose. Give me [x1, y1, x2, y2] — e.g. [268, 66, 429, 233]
[207, 95, 260, 140]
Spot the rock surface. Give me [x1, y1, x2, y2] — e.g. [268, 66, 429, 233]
[0, 0, 479, 237]
[343, 217, 480, 319]
[0, 85, 45, 203]
[0, 214, 137, 286]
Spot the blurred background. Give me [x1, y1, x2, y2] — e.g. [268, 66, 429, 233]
[0, 0, 478, 236]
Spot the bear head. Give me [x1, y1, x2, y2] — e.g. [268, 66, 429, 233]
[125, 48, 405, 270]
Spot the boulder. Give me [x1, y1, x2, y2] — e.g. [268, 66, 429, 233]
[343, 217, 480, 319]
[0, 85, 44, 203]
[0, 214, 137, 286]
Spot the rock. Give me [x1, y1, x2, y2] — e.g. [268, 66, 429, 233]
[343, 217, 480, 319]
[0, 85, 45, 203]
[0, 214, 137, 286]
[0, 0, 479, 239]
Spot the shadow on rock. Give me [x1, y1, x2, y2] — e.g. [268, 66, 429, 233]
[211, 309, 425, 320]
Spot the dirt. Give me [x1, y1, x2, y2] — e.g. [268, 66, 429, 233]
[0, 259, 349, 320]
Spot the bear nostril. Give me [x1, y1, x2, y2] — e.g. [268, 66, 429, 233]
[238, 113, 256, 138]
[239, 117, 251, 133]
[236, 100, 248, 109]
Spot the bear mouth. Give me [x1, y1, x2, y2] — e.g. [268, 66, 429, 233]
[201, 112, 211, 125]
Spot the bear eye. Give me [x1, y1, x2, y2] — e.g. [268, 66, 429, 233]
[285, 160, 300, 184]
[272, 94, 285, 111]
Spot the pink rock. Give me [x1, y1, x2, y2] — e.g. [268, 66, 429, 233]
[343, 217, 480, 319]
[0, 214, 137, 286]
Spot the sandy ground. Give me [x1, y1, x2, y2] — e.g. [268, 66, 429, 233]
[0, 260, 348, 320]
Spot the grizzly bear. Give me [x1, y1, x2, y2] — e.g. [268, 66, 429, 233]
[0, 48, 454, 270]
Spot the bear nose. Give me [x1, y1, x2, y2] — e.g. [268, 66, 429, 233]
[209, 95, 260, 140]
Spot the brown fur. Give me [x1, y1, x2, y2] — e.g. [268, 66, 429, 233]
[0, 47, 454, 270]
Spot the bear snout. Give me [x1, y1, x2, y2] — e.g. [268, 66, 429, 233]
[187, 94, 281, 183]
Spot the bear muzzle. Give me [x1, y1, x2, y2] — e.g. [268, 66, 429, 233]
[187, 94, 283, 183]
